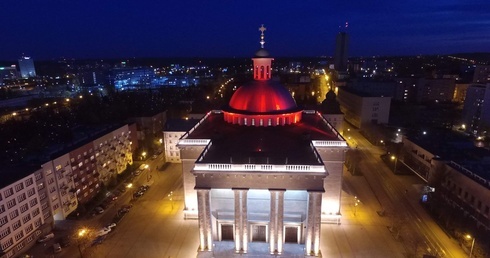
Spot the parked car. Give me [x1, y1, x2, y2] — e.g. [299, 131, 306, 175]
[53, 243, 62, 253]
[117, 186, 127, 193]
[95, 227, 111, 237]
[59, 236, 71, 247]
[133, 191, 144, 198]
[37, 233, 55, 243]
[106, 223, 117, 229]
[121, 204, 133, 210]
[151, 155, 158, 160]
[94, 206, 104, 214]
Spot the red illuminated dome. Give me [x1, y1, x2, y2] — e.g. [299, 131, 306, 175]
[222, 24, 303, 127]
[229, 80, 297, 113]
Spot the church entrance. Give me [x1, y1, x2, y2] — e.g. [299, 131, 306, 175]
[252, 225, 267, 242]
[221, 224, 234, 241]
[284, 226, 299, 243]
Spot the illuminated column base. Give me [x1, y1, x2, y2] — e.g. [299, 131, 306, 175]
[234, 189, 248, 253]
[269, 189, 285, 254]
[305, 191, 322, 256]
[197, 189, 213, 251]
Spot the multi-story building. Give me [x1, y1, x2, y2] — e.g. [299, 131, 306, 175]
[163, 119, 200, 163]
[401, 130, 490, 230]
[337, 87, 391, 129]
[334, 31, 349, 72]
[129, 111, 167, 155]
[0, 168, 44, 258]
[472, 65, 490, 84]
[40, 154, 78, 221]
[0, 123, 137, 257]
[461, 84, 490, 135]
[0, 66, 18, 85]
[453, 83, 469, 104]
[93, 125, 134, 185]
[416, 78, 455, 103]
[69, 142, 100, 205]
[17, 57, 36, 79]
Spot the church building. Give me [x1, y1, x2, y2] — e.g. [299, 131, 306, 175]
[178, 25, 348, 257]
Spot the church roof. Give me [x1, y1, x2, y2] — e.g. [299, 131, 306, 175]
[227, 80, 298, 114]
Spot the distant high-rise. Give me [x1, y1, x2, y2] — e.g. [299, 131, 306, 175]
[334, 32, 349, 72]
[462, 84, 490, 134]
[18, 56, 36, 78]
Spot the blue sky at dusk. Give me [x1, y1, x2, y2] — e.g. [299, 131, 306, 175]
[1, 1, 489, 60]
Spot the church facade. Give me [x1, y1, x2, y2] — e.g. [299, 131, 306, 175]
[178, 26, 348, 257]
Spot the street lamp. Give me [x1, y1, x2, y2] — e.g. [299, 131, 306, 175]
[354, 196, 361, 216]
[465, 234, 475, 258]
[145, 164, 151, 182]
[391, 155, 398, 174]
[127, 183, 133, 199]
[168, 191, 174, 210]
[141, 152, 147, 160]
[77, 228, 88, 258]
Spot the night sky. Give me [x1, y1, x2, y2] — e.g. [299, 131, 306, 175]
[1, 1, 489, 60]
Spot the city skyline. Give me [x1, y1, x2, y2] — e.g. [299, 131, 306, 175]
[1, 1, 489, 60]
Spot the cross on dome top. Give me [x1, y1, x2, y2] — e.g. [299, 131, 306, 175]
[259, 24, 266, 48]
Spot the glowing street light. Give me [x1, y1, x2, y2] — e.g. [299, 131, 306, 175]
[354, 196, 361, 216]
[391, 155, 398, 173]
[77, 228, 88, 258]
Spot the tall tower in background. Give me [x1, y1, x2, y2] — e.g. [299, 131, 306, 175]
[18, 56, 36, 78]
[334, 23, 349, 72]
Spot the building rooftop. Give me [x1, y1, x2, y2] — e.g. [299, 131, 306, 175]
[406, 129, 490, 181]
[165, 118, 200, 132]
[184, 111, 342, 165]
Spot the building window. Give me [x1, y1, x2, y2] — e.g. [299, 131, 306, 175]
[29, 199, 38, 207]
[35, 173, 43, 181]
[7, 199, 16, 209]
[15, 231, 24, 241]
[1, 238, 13, 251]
[27, 188, 36, 197]
[9, 210, 19, 220]
[0, 205, 5, 214]
[15, 183, 24, 192]
[47, 177, 54, 185]
[25, 224, 33, 233]
[0, 216, 8, 226]
[34, 218, 42, 227]
[4, 188, 14, 198]
[22, 214, 31, 224]
[0, 228, 11, 240]
[20, 203, 29, 213]
[12, 220, 21, 230]
[17, 193, 27, 203]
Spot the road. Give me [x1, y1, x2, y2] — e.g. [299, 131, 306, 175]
[343, 125, 465, 257]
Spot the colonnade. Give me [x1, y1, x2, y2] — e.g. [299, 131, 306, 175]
[196, 188, 322, 256]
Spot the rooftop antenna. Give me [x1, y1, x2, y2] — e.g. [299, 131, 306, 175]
[259, 24, 267, 48]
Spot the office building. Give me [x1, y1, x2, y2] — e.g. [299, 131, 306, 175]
[334, 32, 349, 72]
[18, 57, 36, 79]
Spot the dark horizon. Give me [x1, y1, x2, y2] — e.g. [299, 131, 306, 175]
[2, 1, 489, 61]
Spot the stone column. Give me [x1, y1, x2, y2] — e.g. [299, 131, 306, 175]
[234, 189, 249, 253]
[197, 189, 212, 251]
[277, 191, 284, 254]
[205, 190, 213, 251]
[234, 190, 241, 252]
[269, 189, 285, 254]
[305, 191, 322, 256]
[242, 190, 248, 253]
[269, 191, 277, 254]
